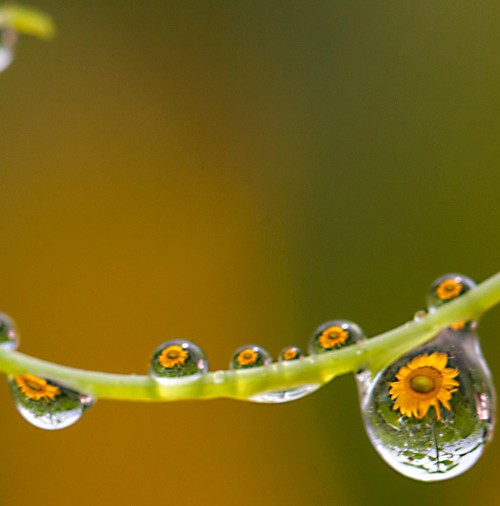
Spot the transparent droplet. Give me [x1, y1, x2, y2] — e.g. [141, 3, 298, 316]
[150, 339, 209, 384]
[250, 345, 319, 403]
[0, 312, 19, 351]
[0, 29, 16, 73]
[279, 345, 303, 362]
[9, 374, 94, 430]
[427, 273, 477, 331]
[308, 319, 366, 355]
[358, 327, 496, 481]
[230, 344, 272, 370]
[413, 309, 427, 322]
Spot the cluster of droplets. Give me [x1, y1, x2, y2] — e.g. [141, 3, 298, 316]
[147, 320, 366, 405]
[357, 273, 496, 481]
[0, 312, 95, 430]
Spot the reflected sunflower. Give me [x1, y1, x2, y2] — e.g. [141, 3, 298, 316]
[15, 374, 60, 402]
[389, 352, 459, 421]
[436, 279, 462, 301]
[237, 348, 258, 366]
[159, 345, 189, 368]
[319, 325, 348, 349]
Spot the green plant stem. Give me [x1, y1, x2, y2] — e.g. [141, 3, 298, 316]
[0, 271, 499, 403]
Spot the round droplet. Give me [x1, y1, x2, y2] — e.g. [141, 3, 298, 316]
[0, 312, 19, 351]
[0, 29, 16, 73]
[230, 344, 272, 370]
[150, 339, 209, 384]
[250, 345, 319, 403]
[9, 374, 94, 430]
[413, 310, 427, 322]
[427, 273, 477, 331]
[357, 327, 495, 481]
[308, 319, 366, 355]
[427, 273, 476, 309]
[279, 346, 303, 362]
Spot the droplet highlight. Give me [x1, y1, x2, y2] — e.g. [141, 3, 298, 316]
[9, 374, 94, 430]
[230, 344, 272, 370]
[0, 312, 19, 351]
[358, 327, 496, 481]
[150, 339, 209, 384]
[308, 320, 365, 354]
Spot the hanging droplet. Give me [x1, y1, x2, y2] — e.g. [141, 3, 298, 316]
[308, 319, 366, 354]
[358, 327, 495, 481]
[250, 345, 320, 403]
[230, 344, 272, 370]
[427, 273, 477, 332]
[0, 312, 19, 351]
[9, 374, 94, 430]
[0, 28, 16, 73]
[150, 339, 209, 384]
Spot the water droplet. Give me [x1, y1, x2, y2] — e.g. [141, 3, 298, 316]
[279, 346, 303, 362]
[249, 345, 319, 403]
[308, 320, 365, 354]
[427, 273, 477, 331]
[357, 327, 495, 481]
[9, 374, 93, 430]
[0, 312, 19, 351]
[427, 273, 476, 309]
[230, 344, 272, 370]
[413, 310, 427, 322]
[0, 29, 16, 73]
[150, 339, 209, 384]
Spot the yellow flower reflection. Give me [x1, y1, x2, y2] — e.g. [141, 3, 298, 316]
[389, 352, 459, 421]
[319, 325, 348, 349]
[15, 374, 61, 402]
[436, 279, 462, 301]
[159, 345, 189, 368]
[237, 348, 258, 366]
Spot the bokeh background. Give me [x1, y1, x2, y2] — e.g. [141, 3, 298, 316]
[1, 1, 500, 505]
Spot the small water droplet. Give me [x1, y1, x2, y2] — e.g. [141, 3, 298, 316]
[279, 345, 303, 362]
[427, 273, 477, 331]
[308, 319, 365, 354]
[9, 374, 93, 430]
[0, 312, 19, 351]
[230, 344, 272, 370]
[150, 339, 209, 384]
[357, 327, 495, 481]
[250, 345, 319, 403]
[413, 310, 427, 322]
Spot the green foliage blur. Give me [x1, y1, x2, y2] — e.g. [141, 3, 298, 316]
[1, 2, 499, 505]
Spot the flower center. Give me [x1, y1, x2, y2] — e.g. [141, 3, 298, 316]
[410, 375, 435, 393]
[167, 350, 179, 359]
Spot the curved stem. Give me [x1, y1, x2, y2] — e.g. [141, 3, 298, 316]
[0, 271, 499, 402]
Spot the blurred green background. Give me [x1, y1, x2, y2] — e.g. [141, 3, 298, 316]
[1, 1, 500, 505]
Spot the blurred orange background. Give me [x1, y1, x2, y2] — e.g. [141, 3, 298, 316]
[1, 1, 500, 505]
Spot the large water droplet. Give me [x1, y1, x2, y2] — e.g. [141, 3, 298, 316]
[358, 327, 496, 481]
[150, 339, 209, 384]
[0, 29, 16, 73]
[9, 374, 94, 430]
[230, 344, 272, 370]
[249, 345, 320, 403]
[0, 312, 19, 351]
[308, 319, 365, 354]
